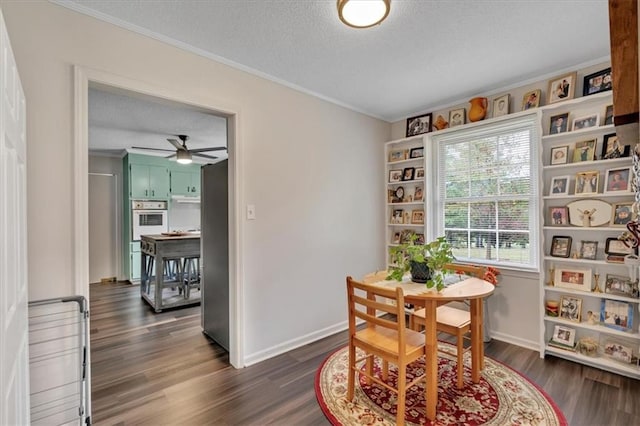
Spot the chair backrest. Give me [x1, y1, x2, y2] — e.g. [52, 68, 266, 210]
[444, 263, 485, 279]
[346, 276, 406, 348]
[362, 270, 389, 284]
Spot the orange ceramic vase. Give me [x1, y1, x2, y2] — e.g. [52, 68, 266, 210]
[468, 97, 488, 122]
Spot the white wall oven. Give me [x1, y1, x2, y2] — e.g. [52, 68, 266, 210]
[131, 200, 168, 240]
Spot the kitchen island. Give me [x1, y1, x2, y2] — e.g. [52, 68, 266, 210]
[140, 233, 201, 312]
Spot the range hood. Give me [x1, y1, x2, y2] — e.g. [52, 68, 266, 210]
[171, 195, 201, 204]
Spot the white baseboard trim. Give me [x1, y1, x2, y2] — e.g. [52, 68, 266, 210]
[243, 321, 348, 366]
[489, 331, 539, 352]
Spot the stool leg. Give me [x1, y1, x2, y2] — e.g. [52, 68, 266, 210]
[456, 330, 464, 389]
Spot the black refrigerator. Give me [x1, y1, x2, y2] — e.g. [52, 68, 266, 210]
[201, 160, 229, 350]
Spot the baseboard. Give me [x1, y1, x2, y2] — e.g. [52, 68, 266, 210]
[490, 331, 539, 352]
[243, 321, 348, 366]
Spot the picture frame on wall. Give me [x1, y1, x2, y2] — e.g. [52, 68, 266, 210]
[402, 167, 415, 181]
[449, 108, 466, 127]
[574, 170, 599, 195]
[559, 295, 582, 322]
[610, 202, 634, 226]
[550, 235, 572, 257]
[604, 104, 614, 125]
[406, 113, 432, 137]
[549, 175, 570, 196]
[549, 112, 569, 134]
[604, 237, 637, 257]
[550, 145, 569, 165]
[601, 299, 634, 332]
[389, 169, 403, 183]
[549, 206, 570, 225]
[579, 240, 598, 260]
[389, 149, 406, 162]
[554, 267, 592, 292]
[604, 167, 631, 193]
[522, 89, 541, 110]
[492, 94, 509, 118]
[583, 67, 612, 96]
[604, 340, 634, 363]
[413, 185, 423, 202]
[572, 113, 600, 131]
[411, 209, 425, 224]
[573, 139, 597, 162]
[547, 72, 577, 104]
[415, 167, 425, 179]
[601, 133, 629, 159]
[409, 147, 424, 159]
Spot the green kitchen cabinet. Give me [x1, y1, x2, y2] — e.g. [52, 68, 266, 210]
[130, 163, 169, 199]
[170, 168, 201, 197]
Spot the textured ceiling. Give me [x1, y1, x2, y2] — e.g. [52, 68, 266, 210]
[57, 0, 611, 123]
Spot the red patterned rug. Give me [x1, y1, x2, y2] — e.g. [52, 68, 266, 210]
[315, 342, 567, 425]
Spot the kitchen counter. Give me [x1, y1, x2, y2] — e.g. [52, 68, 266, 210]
[140, 234, 201, 312]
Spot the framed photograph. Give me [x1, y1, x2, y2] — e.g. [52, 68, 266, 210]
[601, 133, 629, 159]
[551, 324, 576, 348]
[549, 112, 569, 135]
[449, 108, 466, 127]
[559, 296, 582, 322]
[604, 340, 633, 363]
[411, 209, 424, 225]
[406, 113, 432, 137]
[605, 274, 635, 297]
[409, 147, 424, 159]
[574, 170, 599, 195]
[550, 145, 569, 165]
[549, 206, 570, 225]
[492, 94, 509, 118]
[572, 114, 600, 131]
[389, 169, 402, 183]
[583, 67, 612, 96]
[393, 186, 405, 202]
[579, 240, 598, 260]
[554, 267, 592, 292]
[402, 167, 415, 181]
[413, 185, 423, 202]
[550, 236, 572, 257]
[399, 230, 414, 244]
[601, 299, 633, 331]
[547, 72, 577, 104]
[604, 104, 614, 125]
[605, 237, 637, 256]
[415, 167, 425, 179]
[549, 175, 570, 196]
[390, 209, 404, 224]
[572, 139, 597, 162]
[567, 199, 612, 227]
[610, 202, 633, 227]
[388, 149, 406, 162]
[522, 89, 541, 110]
[604, 167, 631, 193]
[392, 232, 401, 244]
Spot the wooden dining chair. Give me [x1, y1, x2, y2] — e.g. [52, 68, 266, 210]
[346, 276, 426, 426]
[409, 263, 486, 389]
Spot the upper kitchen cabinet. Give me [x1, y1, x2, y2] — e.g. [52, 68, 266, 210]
[126, 154, 170, 200]
[170, 164, 201, 197]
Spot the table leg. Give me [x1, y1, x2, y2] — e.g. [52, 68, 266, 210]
[424, 299, 438, 421]
[155, 255, 163, 312]
[470, 298, 483, 383]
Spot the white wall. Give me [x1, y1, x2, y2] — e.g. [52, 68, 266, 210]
[3, 1, 389, 362]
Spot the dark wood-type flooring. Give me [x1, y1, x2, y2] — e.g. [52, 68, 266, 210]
[90, 281, 640, 425]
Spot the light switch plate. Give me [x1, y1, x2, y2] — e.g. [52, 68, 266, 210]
[247, 204, 256, 220]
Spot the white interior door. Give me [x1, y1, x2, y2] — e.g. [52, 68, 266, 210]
[0, 9, 30, 425]
[88, 173, 118, 283]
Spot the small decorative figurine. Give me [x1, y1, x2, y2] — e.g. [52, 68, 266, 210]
[577, 208, 596, 227]
[433, 114, 449, 130]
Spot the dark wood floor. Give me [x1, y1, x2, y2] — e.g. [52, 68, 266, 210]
[90, 281, 640, 425]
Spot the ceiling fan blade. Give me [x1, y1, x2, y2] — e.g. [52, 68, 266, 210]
[167, 138, 184, 150]
[165, 153, 177, 159]
[189, 146, 227, 153]
[132, 146, 175, 153]
[193, 153, 219, 160]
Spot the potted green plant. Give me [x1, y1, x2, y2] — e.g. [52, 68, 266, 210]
[387, 236, 454, 291]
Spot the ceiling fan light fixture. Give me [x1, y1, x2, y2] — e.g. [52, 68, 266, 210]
[337, 0, 390, 29]
[176, 149, 192, 164]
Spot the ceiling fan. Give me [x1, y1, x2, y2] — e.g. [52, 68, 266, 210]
[132, 134, 226, 164]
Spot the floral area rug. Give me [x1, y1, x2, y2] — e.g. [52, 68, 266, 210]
[315, 343, 567, 425]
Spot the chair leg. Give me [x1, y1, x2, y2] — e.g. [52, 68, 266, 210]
[456, 330, 464, 389]
[347, 343, 356, 401]
[365, 354, 373, 385]
[381, 360, 389, 381]
[396, 365, 406, 425]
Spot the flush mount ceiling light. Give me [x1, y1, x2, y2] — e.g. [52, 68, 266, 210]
[176, 149, 193, 164]
[337, 0, 390, 28]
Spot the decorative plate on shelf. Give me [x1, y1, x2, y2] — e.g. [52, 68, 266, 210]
[566, 199, 612, 227]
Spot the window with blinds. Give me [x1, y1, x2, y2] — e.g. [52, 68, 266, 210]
[431, 114, 540, 269]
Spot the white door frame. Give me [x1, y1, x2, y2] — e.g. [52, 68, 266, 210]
[72, 66, 244, 368]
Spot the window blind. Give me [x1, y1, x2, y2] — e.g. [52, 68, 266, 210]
[431, 114, 540, 269]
